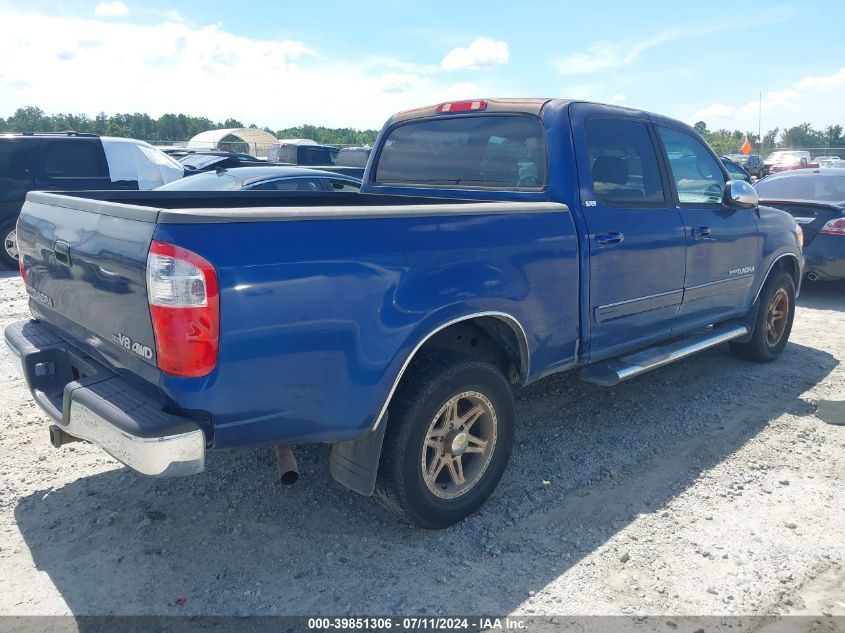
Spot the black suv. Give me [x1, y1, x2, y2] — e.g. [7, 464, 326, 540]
[0, 133, 183, 268]
[725, 153, 764, 179]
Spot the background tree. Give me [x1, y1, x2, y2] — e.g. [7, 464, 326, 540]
[12, 105, 844, 153]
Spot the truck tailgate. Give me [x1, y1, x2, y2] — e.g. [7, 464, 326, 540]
[16, 193, 159, 380]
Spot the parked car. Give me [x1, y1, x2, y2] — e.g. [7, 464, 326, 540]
[180, 149, 365, 181]
[813, 155, 842, 169]
[0, 133, 183, 268]
[7, 99, 802, 528]
[178, 151, 265, 173]
[267, 139, 340, 166]
[764, 150, 813, 176]
[756, 169, 845, 281]
[156, 166, 361, 192]
[725, 153, 764, 179]
[156, 146, 192, 156]
[721, 156, 751, 182]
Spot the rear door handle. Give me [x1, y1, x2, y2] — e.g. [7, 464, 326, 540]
[691, 226, 712, 238]
[595, 232, 625, 246]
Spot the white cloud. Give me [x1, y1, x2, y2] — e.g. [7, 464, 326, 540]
[94, 1, 129, 17]
[691, 67, 845, 131]
[610, 93, 626, 103]
[0, 10, 496, 130]
[441, 38, 510, 71]
[552, 17, 790, 78]
[553, 31, 676, 75]
[693, 104, 735, 121]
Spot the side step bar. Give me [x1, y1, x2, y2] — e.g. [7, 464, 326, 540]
[580, 322, 749, 387]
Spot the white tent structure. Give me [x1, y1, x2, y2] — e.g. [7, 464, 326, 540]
[186, 128, 278, 158]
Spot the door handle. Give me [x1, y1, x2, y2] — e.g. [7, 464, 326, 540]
[691, 226, 712, 238]
[595, 232, 625, 246]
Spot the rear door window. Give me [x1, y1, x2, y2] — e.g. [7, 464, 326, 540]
[374, 115, 547, 189]
[756, 174, 845, 202]
[0, 140, 35, 194]
[40, 139, 107, 179]
[584, 118, 666, 204]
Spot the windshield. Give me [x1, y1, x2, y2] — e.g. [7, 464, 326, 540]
[156, 171, 242, 191]
[179, 154, 230, 170]
[756, 174, 845, 202]
[298, 146, 339, 166]
[336, 149, 369, 167]
[766, 151, 800, 164]
[374, 115, 547, 189]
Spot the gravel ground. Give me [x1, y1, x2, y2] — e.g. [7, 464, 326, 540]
[0, 269, 843, 618]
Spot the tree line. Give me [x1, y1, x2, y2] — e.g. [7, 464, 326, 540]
[0, 106, 380, 146]
[3, 106, 844, 155]
[694, 121, 845, 156]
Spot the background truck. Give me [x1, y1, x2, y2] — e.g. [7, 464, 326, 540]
[5, 99, 803, 528]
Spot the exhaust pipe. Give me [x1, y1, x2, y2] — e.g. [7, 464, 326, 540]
[49, 425, 83, 448]
[274, 445, 299, 485]
[806, 271, 819, 282]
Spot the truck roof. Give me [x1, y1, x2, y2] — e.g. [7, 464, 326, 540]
[390, 98, 555, 123]
[388, 98, 680, 127]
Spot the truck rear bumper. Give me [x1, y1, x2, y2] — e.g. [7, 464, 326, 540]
[4, 319, 205, 477]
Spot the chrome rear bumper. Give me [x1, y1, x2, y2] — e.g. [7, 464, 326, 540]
[4, 319, 205, 477]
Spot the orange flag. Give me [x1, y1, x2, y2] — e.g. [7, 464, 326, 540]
[740, 137, 752, 155]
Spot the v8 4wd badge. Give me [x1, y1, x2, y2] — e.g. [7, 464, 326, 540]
[112, 332, 153, 359]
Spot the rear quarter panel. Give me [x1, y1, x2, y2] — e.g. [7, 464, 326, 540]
[153, 209, 578, 448]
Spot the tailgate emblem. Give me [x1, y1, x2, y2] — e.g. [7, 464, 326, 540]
[112, 332, 153, 359]
[27, 287, 54, 308]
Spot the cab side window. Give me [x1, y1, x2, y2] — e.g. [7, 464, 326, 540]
[585, 118, 665, 204]
[327, 179, 360, 192]
[657, 127, 726, 204]
[250, 178, 322, 191]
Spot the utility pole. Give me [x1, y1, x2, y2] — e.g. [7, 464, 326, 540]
[758, 91, 762, 145]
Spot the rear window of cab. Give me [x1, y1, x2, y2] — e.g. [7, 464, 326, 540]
[374, 115, 547, 190]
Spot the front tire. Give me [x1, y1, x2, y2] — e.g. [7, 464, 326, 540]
[730, 270, 795, 362]
[374, 350, 514, 529]
[1, 221, 18, 270]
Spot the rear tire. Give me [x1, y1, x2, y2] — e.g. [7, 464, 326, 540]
[374, 350, 514, 529]
[730, 270, 795, 362]
[1, 221, 18, 270]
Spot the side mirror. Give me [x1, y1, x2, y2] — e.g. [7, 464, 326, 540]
[724, 179, 758, 209]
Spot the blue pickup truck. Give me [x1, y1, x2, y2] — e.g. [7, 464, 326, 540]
[5, 99, 803, 528]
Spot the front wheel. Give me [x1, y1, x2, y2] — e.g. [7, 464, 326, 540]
[1, 222, 18, 270]
[374, 350, 514, 529]
[730, 270, 796, 362]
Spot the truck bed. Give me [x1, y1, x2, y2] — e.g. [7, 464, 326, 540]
[16, 190, 579, 449]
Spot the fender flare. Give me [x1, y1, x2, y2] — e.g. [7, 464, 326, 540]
[330, 310, 529, 497]
[752, 252, 802, 305]
[372, 311, 529, 435]
[734, 252, 801, 343]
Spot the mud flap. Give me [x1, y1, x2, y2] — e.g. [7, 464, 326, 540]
[330, 418, 387, 496]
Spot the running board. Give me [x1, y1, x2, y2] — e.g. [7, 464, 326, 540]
[580, 322, 749, 387]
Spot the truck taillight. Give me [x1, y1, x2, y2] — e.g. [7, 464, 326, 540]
[437, 100, 487, 113]
[18, 255, 26, 284]
[819, 218, 845, 236]
[146, 240, 219, 378]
